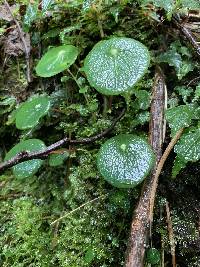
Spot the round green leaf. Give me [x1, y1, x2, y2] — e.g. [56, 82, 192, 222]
[97, 134, 155, 188]
[84, 37, 150, 95]
[15, 96, 50, 130]
[5, 139, 46, 179]
[36, 45, 79, 77]
[146, 248, 160, 265]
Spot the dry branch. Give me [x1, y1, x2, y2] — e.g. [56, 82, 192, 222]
[0, 108, 126, 174]
[125, 67, 166, 267]
[125, 65, 183, 266]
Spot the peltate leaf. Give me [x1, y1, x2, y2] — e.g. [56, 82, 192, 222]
[84, 37, 150, 95]
[36, 45, 79, 77]
[15, 96, 50, 130]
[97, 134, 155, 188]
[5, 139, 46, 179]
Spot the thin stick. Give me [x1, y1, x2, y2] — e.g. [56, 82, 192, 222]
[149, 128, 184, 224]
[4, 0, 32, 82]
[125, 67, 166, 267]
[0, 108, 126, 173]
[50, 194, 108, 226]
[166, 201, 176, 267]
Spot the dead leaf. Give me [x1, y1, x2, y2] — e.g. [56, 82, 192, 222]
[2, 27, 31, 56]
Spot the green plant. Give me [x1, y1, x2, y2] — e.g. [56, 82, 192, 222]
[83, 37, 150, 95]
[5, 139, 46, 179]
[3, 36, 152, 187]
[1, 0, 200, 266]
[97, 134, 155, 188]
[35, 45, 79, 77]
[15, 95, 50, 129]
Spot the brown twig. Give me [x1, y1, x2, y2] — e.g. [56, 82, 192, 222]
[4, 0, 32, 82]
[173, 16, 200, 57]
[0, 108, 126, 174]
[166, 201, 176, 267]
[125, 67, 183, 267]
[149, 128, 183, 224]
[125, 67, 166, 267]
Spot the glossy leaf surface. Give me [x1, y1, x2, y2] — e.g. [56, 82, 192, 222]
[23, 2, 38, 32]
[5, 139, 46, 179]
[97, 134, 155, 188]
[36, 45, 79, 77]
[172, 128, 200, 177]
[84, 37, 150, 95]
[42, 0, 54, 13]
[15, 96, 50, 130]
[166, 104, 195, 136]
[146, 248, 160, 264]
[174, 128, 200, 163]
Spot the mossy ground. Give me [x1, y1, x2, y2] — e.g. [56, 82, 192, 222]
[0, 1, 200, 266]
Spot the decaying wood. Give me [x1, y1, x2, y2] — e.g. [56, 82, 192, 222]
[125, 67, 184, 266]
[125, 67, 166, 267]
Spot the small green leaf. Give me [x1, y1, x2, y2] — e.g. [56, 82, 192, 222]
[166, 104, 195, 136]
[36, 45, 79, 77]
[195, 84, 200, 98]
[175, 86, 193, 104]
[84, 247, 95, 263]
[0, 96, 16, 115]
[42, 28, 60, 39]
[49, 151, 69, 167]
[42, 0, 54, 13]
[82, 0, 95, 11]
[97, 134, 155, 188]
[134, 90, 151, 110]
[15, 96, 50, 130]
[174, 128, 200, 163]
[181, 0, 200, 9]
[153, 0, 174, 12]
[146, 248, 160, 264]
[158, 50, 182, 71]
[5, 139, 46, 179]
[172, 156, 187, 178]
[157, 45, 194, 79]
[84, 37, 150, 95]
[23, 2, 38, 32]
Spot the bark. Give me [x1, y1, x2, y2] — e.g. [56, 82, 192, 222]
[124, 67, 166, 267]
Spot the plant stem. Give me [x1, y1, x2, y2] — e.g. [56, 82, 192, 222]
[67, 69, 90, 106]
[0, 108, 126, 173]
[50, 194, 108, 226]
